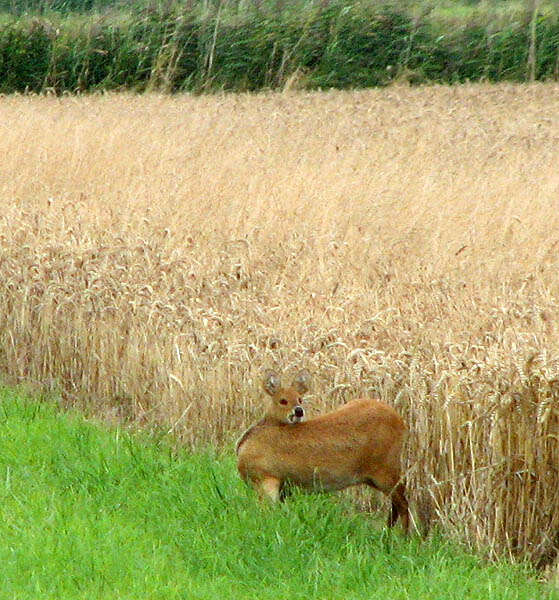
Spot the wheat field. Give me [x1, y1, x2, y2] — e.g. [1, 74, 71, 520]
[1, 84, 558, 564]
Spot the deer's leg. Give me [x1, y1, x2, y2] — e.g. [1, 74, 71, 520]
[388, 482, 409, 532]
[366, 470, 409, 533]
[257, 476, 282, 502]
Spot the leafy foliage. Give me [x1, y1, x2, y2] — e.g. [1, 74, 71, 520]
[0, 1, 557, 93]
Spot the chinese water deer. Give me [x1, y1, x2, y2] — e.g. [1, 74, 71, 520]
[236, 369, 409, 531]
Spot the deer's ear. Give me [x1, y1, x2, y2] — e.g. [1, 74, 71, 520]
[292, 369, 311, 394]
[263, 370, 281, 396]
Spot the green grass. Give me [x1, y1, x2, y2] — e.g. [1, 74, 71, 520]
[0, 386, 556, 600]
[0, 0, 557, 16]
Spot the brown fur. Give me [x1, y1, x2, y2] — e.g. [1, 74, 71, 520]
[237, 370, 409, 532]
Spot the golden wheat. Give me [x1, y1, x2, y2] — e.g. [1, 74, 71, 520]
[0, 84, 558, 564]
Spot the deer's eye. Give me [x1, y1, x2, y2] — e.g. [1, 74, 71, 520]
[279, 398, 288, 406]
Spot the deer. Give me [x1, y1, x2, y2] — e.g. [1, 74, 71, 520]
[236, 369, 409, 532]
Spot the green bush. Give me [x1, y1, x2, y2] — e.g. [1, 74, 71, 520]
[0, 1, 558, 94]
[0, 19, 52, 91]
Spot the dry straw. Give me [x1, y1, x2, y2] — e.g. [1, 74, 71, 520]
[0, 84, 558, 564]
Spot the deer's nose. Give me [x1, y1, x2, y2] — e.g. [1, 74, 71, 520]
[294, 406, 304, 418]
